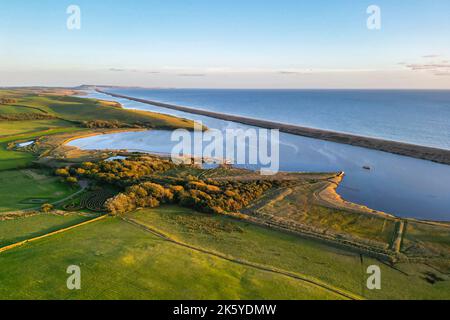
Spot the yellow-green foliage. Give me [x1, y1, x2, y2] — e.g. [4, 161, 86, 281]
[77, 156, 176, 184]
[105, 176, 276, 215]
[402, 221, 450, 258]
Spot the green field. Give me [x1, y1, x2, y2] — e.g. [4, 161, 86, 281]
[127, 206, 450, 300]
[0, 119, 77, 137]
[0, 213, 92, 247]
[0, 217, 341, 300]
[402, 221, 450, 259]
[0, 104, 42, 115]
[1, 206, 448, 299]
[0, 89, 197, 170]
[0, 170, 77, 213]
[245, 183, 397, 249]
[0, 120, 82, 170]
[9, 93, 195, 130]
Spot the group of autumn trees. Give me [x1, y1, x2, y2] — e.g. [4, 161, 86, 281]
[56, 156, 176, 186]
[0, 113, 56, 121]
[56, 156, 278, 215]
[81, 120, 138, 129]
[0, 98, 17, 104]
[105, 178, 275, 215]
[0, 97, 57, 121]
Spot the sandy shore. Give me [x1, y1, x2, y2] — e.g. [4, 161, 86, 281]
[315, 172, 396, 219]
[97, 89, 450, 166]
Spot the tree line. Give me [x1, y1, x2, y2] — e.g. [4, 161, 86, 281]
[56, 156, 176, 186]
[105, 178, 276, 215]
[0, 113, 56, 121]
[56, 156, 281, 215]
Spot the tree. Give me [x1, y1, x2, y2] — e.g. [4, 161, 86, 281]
[76, 168, 86, 175]
[0, 98, 17, 105]
[66, 176, 78, 185]
[55, 168, 70, 177]
[41, 203, 54, 213]
[105, 193, 135, 215]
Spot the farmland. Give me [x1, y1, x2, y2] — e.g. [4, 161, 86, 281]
[127, 206, 450, 300]
[0, 213, 91, 248]
[0, 217, 342, 300]
[0, 91, 196, 130]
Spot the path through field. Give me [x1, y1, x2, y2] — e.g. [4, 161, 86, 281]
[122, 216, 362, 300]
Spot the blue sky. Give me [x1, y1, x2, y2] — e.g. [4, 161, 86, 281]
[0, 0, 449, 88]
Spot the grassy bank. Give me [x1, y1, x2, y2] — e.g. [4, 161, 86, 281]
[0, 169, 77, 213]
[5, 92, 196, 130]
[0, 216, 341, 300]
[127, 206, 450, 300]
[0, 89, 200, 170]
[0, 213, 92, 248]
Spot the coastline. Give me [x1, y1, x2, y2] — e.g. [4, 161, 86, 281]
[97, 89, 450, 166]
[63, 130, 450, 223]
[58, 92, 450, 222]
[315, 172, 396, 219]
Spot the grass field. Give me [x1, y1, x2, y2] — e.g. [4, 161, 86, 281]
[246, 183, 397, 249]
[6, 93, 196, 130]
[1, 206, 447, 300]
[0, 89, 198, 170]
[0, 119, 76, 137]
[0, 170, 77, 213]
[0, 104, 42, 115]
[127, 206, 450, 300]
[401, 221, 450, 259]
[0, 120, 82, 170]
[0, 217, 341, 300]
[0, 213, 92, 248]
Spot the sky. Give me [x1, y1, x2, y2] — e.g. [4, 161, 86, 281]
[0, 0, 449, 89]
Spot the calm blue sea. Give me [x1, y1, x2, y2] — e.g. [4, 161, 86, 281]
[70, 89, 450, 220]
[111, 88, 450, 150]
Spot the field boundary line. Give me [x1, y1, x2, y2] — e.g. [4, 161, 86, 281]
[0, 215, 106, 254]
[122, 216, 363, 301]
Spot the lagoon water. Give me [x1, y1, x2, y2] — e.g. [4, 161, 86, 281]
[110, 88, 450, 150]
[69, 89, 450, 221]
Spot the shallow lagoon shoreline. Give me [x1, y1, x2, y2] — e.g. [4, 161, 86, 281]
[97, 89, 450, 166]
[66, 91, 450, 221]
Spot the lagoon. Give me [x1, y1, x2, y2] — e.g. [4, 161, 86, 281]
[69, 90, 450, 221]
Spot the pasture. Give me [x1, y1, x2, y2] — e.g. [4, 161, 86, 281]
[9, 94, 196, 130]
[0, 170, 76, 213]
[0, 213, 91, 248]
[0, 217, 341, 300]
[246, 183, 397, 249]
[127, 206, 450, 300]
[0, 120, 81, 171]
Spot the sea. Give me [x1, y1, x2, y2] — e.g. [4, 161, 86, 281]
[69, 88, 450, 221]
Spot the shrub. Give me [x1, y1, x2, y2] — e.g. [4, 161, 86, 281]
[55, 168, 70, 177]
[66, 176, 78, 185]
[41, 203, 54, 213]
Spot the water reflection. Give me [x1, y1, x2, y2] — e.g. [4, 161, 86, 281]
[69, 92, 450, 221]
